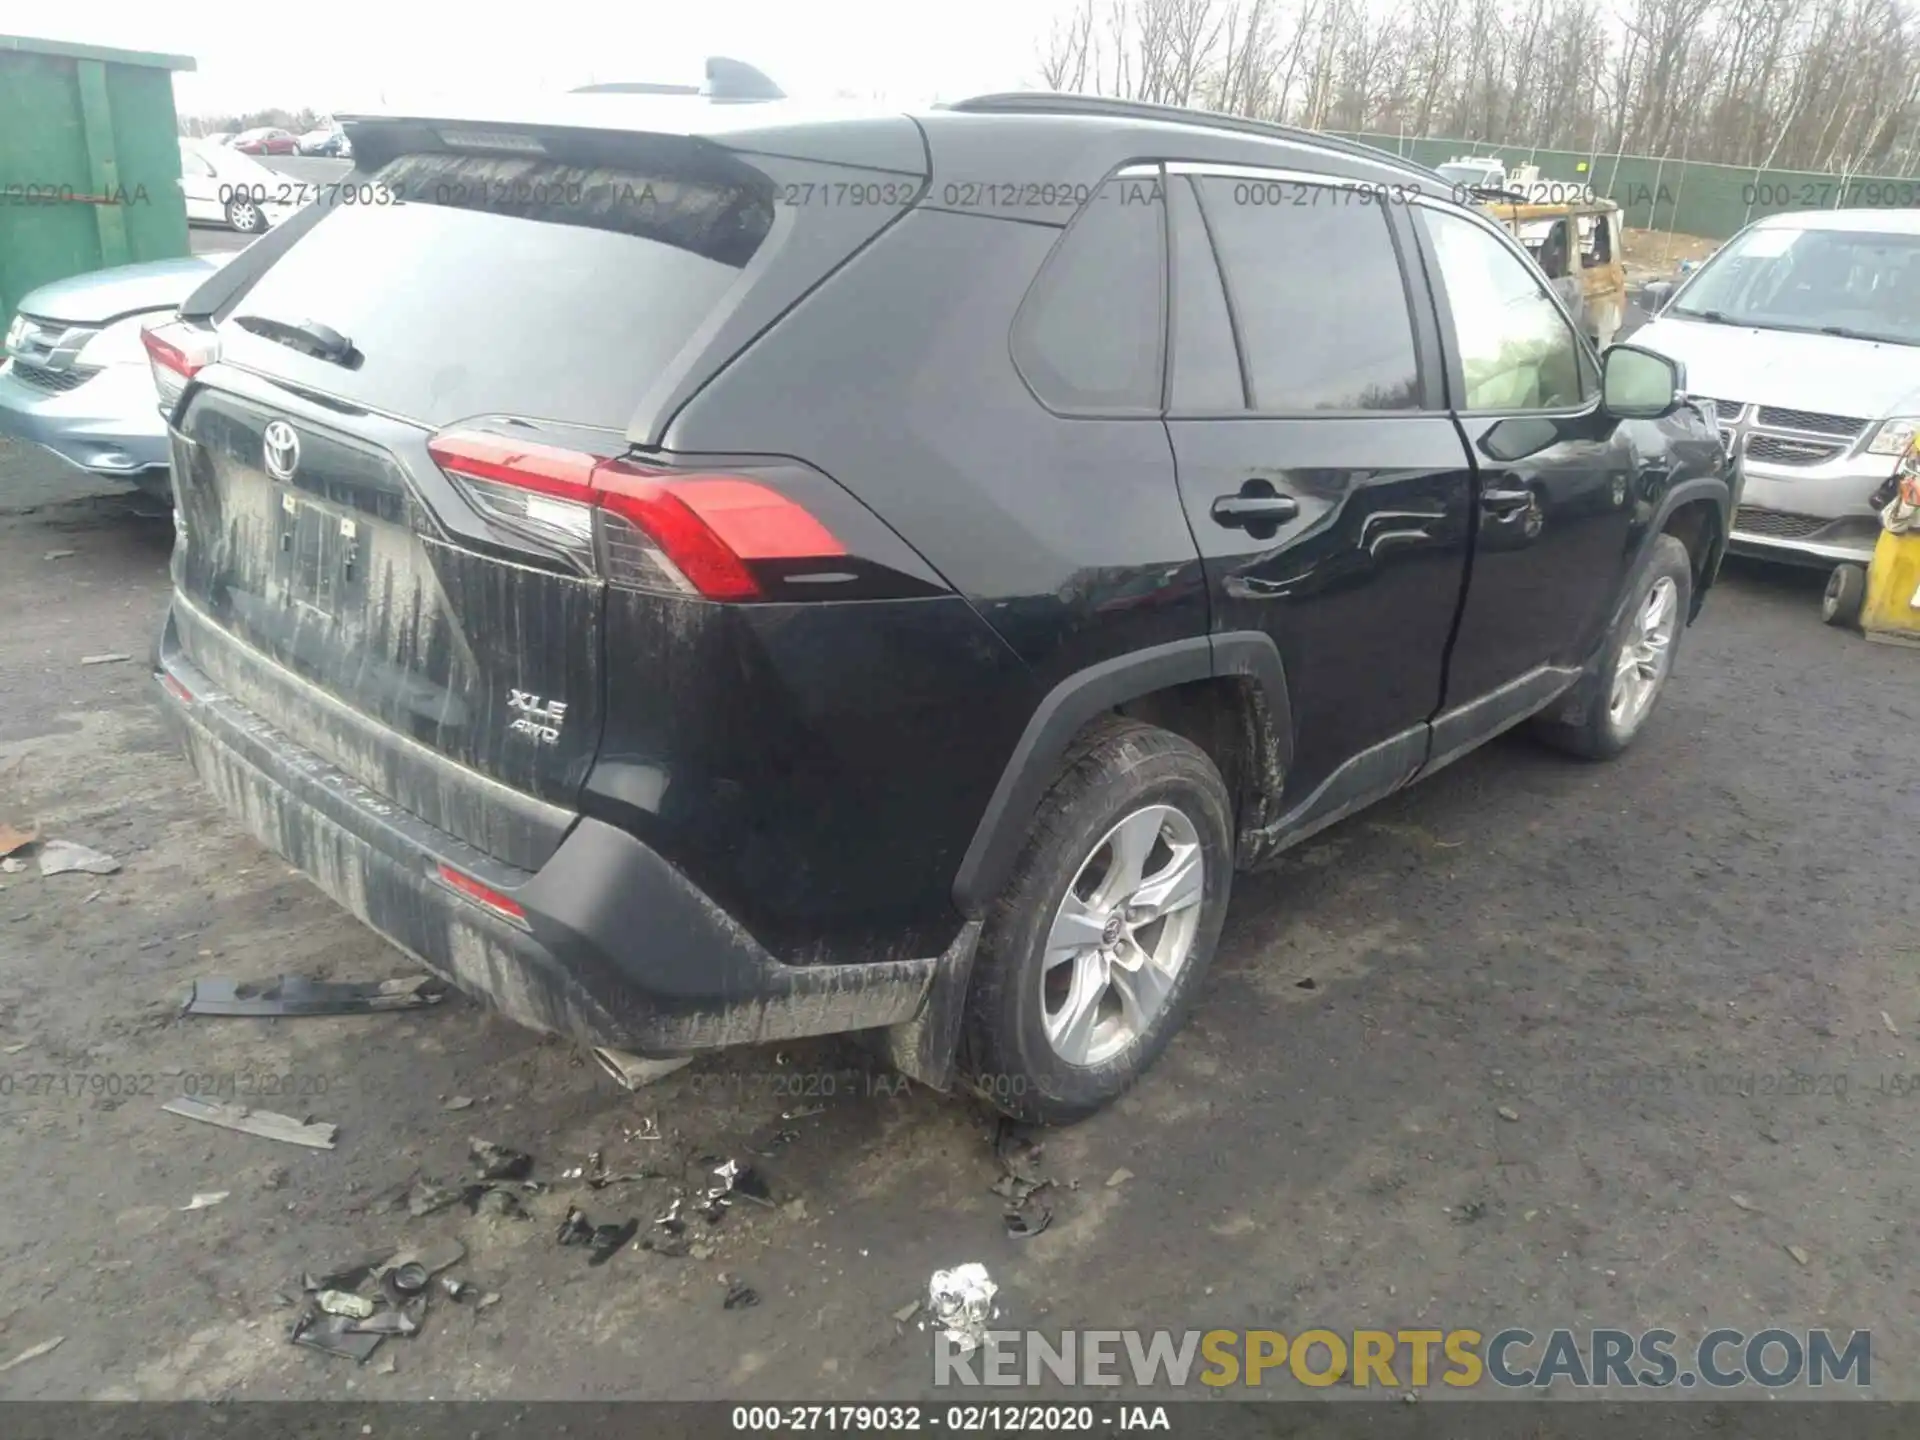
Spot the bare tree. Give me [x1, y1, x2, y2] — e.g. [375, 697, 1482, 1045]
[1026, 0, 1920, 175]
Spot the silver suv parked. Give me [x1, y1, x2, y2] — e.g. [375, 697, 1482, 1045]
[1634, 209, 1920, 567]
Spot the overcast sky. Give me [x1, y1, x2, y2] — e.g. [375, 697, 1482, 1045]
[29, 1, 1074, 116]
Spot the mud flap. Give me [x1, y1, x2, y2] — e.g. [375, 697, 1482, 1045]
[869, 918, 982, 1091]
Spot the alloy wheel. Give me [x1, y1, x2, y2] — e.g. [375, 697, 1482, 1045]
[1039, 804, 1205, 1067]
[1608, 574, 1678, 733]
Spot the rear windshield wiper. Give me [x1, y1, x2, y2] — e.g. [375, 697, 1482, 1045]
[233, 314, 362, 368]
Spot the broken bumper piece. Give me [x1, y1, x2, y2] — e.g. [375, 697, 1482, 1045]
[153, 608, 970, 1057]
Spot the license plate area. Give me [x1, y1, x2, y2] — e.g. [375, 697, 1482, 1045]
[277, 489, 365, 623]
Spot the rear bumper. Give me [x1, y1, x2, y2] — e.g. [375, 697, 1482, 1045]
[0, 359, 170, 480]
[154, 605, 970, 1056]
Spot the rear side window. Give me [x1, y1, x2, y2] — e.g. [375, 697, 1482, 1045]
[1195, 176, 1421, 412]
[1012, 177, 1166, 413]
[217, 153, 775, 429]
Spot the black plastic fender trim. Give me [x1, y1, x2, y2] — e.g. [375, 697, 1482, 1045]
[950, 631, 1292, 916]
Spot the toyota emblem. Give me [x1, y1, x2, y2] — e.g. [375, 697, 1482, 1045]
[263, 420, 300, 482]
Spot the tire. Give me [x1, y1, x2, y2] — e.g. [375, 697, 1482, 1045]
[226, 195, 267, 234]
[959, 720, 1234, 1125]
[1822, 563, 1867, 628]
[1532, 533, 1692, 760]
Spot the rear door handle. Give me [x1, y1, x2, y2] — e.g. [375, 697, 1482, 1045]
[1481, 486, 1536, 516]
[1211, 492, 1299, 528]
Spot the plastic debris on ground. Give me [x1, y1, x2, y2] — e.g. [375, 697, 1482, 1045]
[377, 1239, 466, 1279]
[179, 1190, 230, 1211]
[37, 840, 119, 876]
[79, 653, 131, 666]
[1003, 1207, 1051, 1239]
[643, 1197, 691, 1257]
[993, 1118, 1053, 1233]
[347, 1303, 423, 1336]
[556, 1207, 594, 1247]
[406, 1181, 465, 1218]
[927, 1263, 999, 1354]
[560, 1150, 665, 1189]
[746, 1127, 800, 1159]
[301, 1254, 390, 1293]
[0, 1336, 65, 1372]
[588, 1219, 639, 1265]
[591, 1046, 693, 1090]
[291, 1240, 477, 1363]
[385, 1262, 429, 1298]
[0, 822, 37, 858]
[315, 1289, 376, 1319]
[691, 1157, 774, 1223]
[181, 975, 446, 1017]
[556, 1206, 638, 1265]
[290, 1309, 383, 1364]
[162, 1096, 336, 1149]
[469, 1138, 533, 1181]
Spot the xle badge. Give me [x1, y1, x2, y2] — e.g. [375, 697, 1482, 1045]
[507, 690, 568, 745]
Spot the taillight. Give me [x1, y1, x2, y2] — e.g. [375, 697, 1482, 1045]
[426, 429, 846, 601]
[141, 319, 219, 415]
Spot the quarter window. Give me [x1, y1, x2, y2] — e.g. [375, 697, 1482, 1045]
[1012, 177, 1166, 413]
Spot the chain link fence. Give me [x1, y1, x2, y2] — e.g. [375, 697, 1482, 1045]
[1329, 132, 1920, 240]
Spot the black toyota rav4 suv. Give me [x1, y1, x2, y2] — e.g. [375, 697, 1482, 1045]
[148, 92, 1733, 1122]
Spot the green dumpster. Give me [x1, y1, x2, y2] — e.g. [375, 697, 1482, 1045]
[0, 34, 196, 323]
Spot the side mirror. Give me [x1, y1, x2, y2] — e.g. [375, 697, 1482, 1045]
[1643, 279, 1675, 313]
[1602, 344, 1685, 419]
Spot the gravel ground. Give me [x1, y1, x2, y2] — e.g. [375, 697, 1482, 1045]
[0, 434, 1916, 1405]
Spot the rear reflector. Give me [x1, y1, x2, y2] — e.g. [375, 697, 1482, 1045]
[435, 861, 528, 925]
[427, 430, 846, 600]
[142, 319, 220, 415]
[159, 673, 195, 705]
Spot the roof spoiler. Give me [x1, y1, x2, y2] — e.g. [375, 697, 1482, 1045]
[569, 57, 785, 103]
[703, 57, 784, 102]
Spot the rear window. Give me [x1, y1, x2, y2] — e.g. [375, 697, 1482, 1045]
[218, 153, 776, 428]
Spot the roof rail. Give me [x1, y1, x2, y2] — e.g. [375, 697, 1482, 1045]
[572, 81, 701, 95]
[947, 92, 1449, 187]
